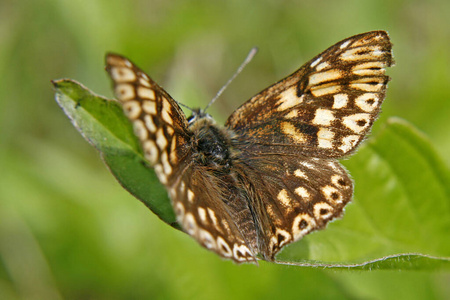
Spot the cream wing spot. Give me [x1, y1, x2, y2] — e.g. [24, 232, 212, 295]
[111, 67, 136, 82]
[315, 61, 330, 71]
[122, 101, 141, 119]
[197, 207, 207, 224]
[142, 100, 157, 115]
[284, 109, 298, 119]
[294, 169, 308, 179]
[216, 237, 232, 257]
[187, 189, 195, 203]
[313, 202, 334, 220]
[339, 39, 352, 49]
[310, 56, 322, 68]
[355, 93, 379, 112]
[161, 98, 174, 125]
[300, 161, 315, 169]
[143, 115, 157, 133]
[292, 213, 316, 240]
[137, 86, 155, 100]
[309, 69, 342, 86]
[115, 84, 135, 101]
[169, 138, 178, 164]
[321, 185, 343, 204]
[317, 128, 335, 149]
[207, 208, 219, 229]
[140, 73, 149, 81]
[166, 126, 174, 136]
[339, 135, 360, 153]
[281, 122, 307, 143]
[273, 228, 291, 248]
[340, 46, 383, 61]
[233, 244, 253, 262]
[199, 229, 216, 249]
[142, 140, 158, 164]
[294, 186, 311, 200]
[277, 189, 292, 208]
[156, 128, 168, 150]
[276, 88, 302, 111]
[312, 109, 335, 126]
[184, 213, 197, 235]
[160, 151, 172, 175]
[331, 174, 350, 189]
[310, 85, 341, 97]
[139, 77, 151, 87]
[174, 202, 185, 220]
[342, 113, 371, 133]
[352, 61, 386, 76]
[350, 82, 384, 92]
[332, 93, 348, 109]
[106, 55, 127, 67]
[372, 48, 384, 57]
[154, 164, 167, 184]
[133, 119, 148, 141]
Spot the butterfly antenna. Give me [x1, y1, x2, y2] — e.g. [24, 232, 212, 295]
[176, 100, 194, 112]
[204, 47, 258, 112]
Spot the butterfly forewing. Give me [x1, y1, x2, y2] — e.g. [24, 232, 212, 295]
[105, 53, 190, 185]
[226, 31, 393, 158]
[104, 31, 393, 264]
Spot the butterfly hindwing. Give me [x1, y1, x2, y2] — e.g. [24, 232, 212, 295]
[236, 154, 353, 260]
[226, 31, 393, 158]
[170, 164, 258, 263]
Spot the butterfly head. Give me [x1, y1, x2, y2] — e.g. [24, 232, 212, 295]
[187, 108, 215, 126]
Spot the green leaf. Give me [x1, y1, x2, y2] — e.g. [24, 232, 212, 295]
[53, 80, 450, 270]
[277, 254, 450, 271]
[277, 118, 450, 270]
[52, 79, 177, 228]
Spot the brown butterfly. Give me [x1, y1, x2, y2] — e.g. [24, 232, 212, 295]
[105, 31, 393, 263]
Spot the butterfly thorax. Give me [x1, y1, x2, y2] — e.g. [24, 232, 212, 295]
[187, 110, 234, 170]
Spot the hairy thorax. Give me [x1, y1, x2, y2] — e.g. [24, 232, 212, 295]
[188, 113, 234, 170]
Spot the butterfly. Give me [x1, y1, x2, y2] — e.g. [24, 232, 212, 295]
[105, 31, 393, 263]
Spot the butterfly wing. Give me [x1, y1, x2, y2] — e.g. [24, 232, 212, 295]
[106, 54, 257, 263]
[235, 154, 353, 260]
[105, 53, 191, 185]
[226, 31, 393, 260]
[169, 165, 258, 263]
[226, 31, 394, 158]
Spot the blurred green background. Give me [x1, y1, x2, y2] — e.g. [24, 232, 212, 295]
[1, 0, 449, 299]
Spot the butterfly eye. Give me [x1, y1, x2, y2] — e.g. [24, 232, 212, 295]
[187, 115, 196, 124]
